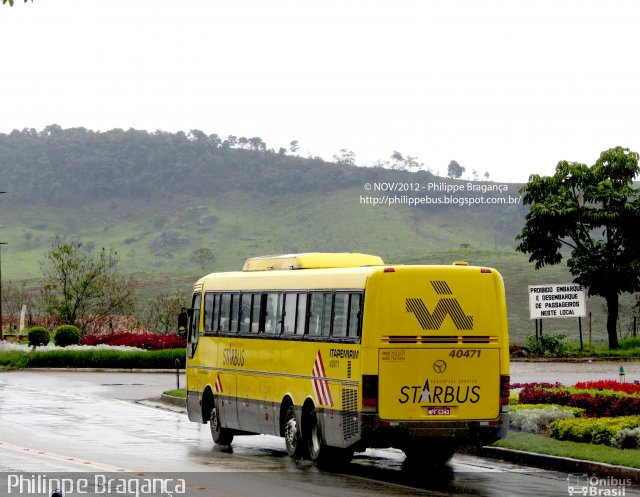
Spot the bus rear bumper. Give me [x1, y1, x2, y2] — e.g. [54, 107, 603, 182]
[358, 412, 509, 450]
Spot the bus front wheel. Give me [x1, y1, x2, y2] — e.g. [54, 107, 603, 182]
[210, 404, 234, 446]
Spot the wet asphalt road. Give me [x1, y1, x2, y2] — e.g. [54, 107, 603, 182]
[0, 364, 638, 496]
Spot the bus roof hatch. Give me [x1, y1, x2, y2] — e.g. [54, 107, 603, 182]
[242, 252, 385, 271]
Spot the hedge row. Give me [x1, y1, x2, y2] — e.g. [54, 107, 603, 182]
[0, 348, 185, 369]
[549, 416, 640, 446]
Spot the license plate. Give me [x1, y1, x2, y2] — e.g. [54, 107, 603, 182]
[427, 407, 451, 416]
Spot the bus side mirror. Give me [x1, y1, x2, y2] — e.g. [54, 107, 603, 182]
[178, 310, 188, 338]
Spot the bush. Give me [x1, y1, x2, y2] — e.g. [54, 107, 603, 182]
[618, 337, 640, 350]
[611, 427, 640, 449]
[549, 416, 640, 446]
[525, 333, 566, 356]
[54, 325, 82, 347]
[510, 404, 584, 434]
[27, 327, 51, 347]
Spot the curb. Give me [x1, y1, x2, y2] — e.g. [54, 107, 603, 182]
[470, 446, 640, 483]
[160, 394, 187, 407]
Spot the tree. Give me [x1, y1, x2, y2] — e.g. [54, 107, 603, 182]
[447, 160, 465, 179]
[42, 242, 136, 332]
[516, 147, 640, 348]
[1, 280, 37, 331]
[140, 289, 187, 334]
[390, 151, 405, 170]
[332, 149, 356, 167]
[2, 0, 32, 5]
[191, 247, 216, 270]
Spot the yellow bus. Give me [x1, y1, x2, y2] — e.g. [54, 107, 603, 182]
[181, 253, 510, 465]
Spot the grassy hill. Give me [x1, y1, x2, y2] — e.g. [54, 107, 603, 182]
[0, 127, 636, 346]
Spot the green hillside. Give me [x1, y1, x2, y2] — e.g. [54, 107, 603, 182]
[0, 127, 636, 345]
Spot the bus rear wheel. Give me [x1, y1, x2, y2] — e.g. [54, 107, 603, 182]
[307, 408, 353, 467]
[210, 404, 234, 446]
[284, 405, 307, 459]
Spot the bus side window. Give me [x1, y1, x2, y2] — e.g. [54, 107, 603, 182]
[203, 293, 214, 333]
[264, 293, 283, 334]
[239, 293, 252, 333]
[309, 293, 331, 336]
[230, 293, 240, 333]
[348, 293, 362, 338]
[332, 293, 349, 337]
[283, 293, 297, 334]
[212, 293, 220, 332]
[251, 293, 261, 333]
[219, 293, 231, 332]
[296, 293, 307, 335]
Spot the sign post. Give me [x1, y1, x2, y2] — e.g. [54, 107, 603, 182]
[528, 284, 586, 320]
[528, 284, 587, 348]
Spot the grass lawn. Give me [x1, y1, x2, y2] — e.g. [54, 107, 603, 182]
[493, 431, 640, 469]
[163, 388, 186, 398]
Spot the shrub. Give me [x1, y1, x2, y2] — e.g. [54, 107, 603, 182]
[525, 333, 566, 356]
[54, 325, 82, 347]
[549, 416, 640, 445]
[611, 427, 640, 449]
[510, 404, 584, 434]
[27, 327, 51, 347]
[618, 337, 640, 350]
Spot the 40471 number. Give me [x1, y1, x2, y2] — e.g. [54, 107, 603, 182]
[448, 349, 481, 358]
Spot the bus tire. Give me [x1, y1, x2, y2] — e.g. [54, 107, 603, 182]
[284, 405, 307, 459]
[306, 408, 353, 467]
[306, 407, 326, 462]
[210, 403, 234, 446]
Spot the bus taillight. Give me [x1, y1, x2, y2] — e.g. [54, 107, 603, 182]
[500, 374, 510, 405]
[362, 374, 379, 413]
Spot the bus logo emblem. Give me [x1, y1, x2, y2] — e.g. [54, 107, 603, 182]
[406, 281, 473, 330]
[433, 360, 447, 373]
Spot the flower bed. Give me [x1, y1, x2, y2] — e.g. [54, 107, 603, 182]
[517, 382, 640, 417]
[573, 380, 640, 396]
[509, 381, 640, 450]
[81, 332, 186, 350]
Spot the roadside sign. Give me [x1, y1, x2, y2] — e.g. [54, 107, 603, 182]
[528, 284, 586, 319]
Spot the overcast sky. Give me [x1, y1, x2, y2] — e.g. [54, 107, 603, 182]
[1, 0, 639, 183]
